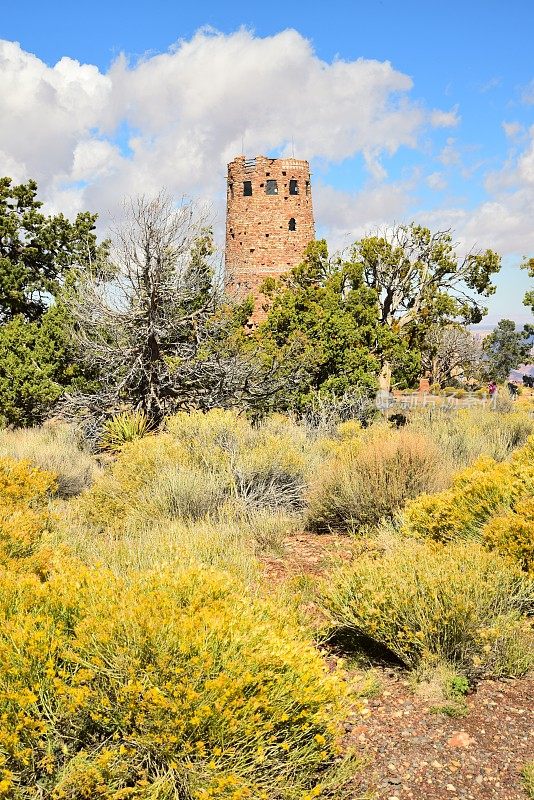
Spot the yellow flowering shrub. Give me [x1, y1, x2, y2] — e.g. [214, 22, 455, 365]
[402, 436, 534, 572]
[0, 562, 356, 799]
[0, 457, 57, 571]
[482, 498, 534, 575]
[321, 538, 533, 677]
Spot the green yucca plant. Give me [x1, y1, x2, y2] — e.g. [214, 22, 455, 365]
[100, 410, 152, 451]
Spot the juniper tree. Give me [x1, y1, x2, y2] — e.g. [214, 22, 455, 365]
[257, 240, 419, 408]
[482, 319, 532, 383]
[350, 224, 501, 387]
[0, 177, 106, 425]
[0, 177, 105, 322]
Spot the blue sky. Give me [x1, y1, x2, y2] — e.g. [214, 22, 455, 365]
[1, 0, 533, 323]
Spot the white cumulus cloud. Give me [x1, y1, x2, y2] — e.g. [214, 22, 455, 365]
[0, 28, 454, 230]
[1, 28, 531, 273]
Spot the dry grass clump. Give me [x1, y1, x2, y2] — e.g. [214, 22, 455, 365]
[306, 428, 448, 532]
[75, 434, 209, 533]
[407, 407, 534, 467]
[403, 436, 534, 573]
[54, 508, 301, 583]
[0, 422, 98, 497]
[0, 561, 357, 799]
[76, 410, 318, 536]
[167, 409, 317, 510]
[321, 538, 533, 678]
[522, 762, 534, 799]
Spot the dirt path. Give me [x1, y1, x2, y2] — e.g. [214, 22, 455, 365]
[260, 534, 534, 800]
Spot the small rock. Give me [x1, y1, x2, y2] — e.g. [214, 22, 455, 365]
[446, 785, 457, 792]
[447, 731, 475, 748]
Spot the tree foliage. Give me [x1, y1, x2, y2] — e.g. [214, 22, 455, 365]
[0, 177, 106, 322]
[62, 193, 288, 433]
[0, 177, 106, 426]
[350, 223, 501, 344]
[482, 319, 532, 383]
[0, 304, 92, 427]
[257, 240, 419, 408]
[522, 256, 534, 316]
[259, 226, 501, 400]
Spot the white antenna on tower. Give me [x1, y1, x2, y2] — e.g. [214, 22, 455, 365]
[241, 135, 244, 155]
[291, 135, 295, 158]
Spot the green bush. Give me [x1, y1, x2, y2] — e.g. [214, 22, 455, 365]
[321, 538, 533, 677]
[0, 563, 356, 799]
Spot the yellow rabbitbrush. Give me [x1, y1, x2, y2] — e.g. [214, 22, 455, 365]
[0, 561, 358, 799]
[402, 435, 534, 573]
[0, 457, 57, 572]
[321, 538, 533, 676]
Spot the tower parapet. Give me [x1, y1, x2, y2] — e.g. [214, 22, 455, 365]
[225, 155, 315, 321]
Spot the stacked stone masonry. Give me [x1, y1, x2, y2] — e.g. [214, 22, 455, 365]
[225, 155, 315, 322]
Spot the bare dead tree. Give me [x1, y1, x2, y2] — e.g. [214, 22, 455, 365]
[59, 193, 292, 433]
[421, 325, 484, 387]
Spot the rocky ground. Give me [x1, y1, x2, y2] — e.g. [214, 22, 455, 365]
[262, 534, 533, 800]
[350, 670, 533, 800]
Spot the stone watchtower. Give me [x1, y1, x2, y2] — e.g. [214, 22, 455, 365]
[225, 155, 315, 321]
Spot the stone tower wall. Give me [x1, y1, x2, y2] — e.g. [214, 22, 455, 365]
[225, 155, 315, 320]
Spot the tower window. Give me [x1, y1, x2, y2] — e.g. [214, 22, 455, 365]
[243, 181, 252, 196]
[289, 179, 299, 195]
[305, 180, 310, 195]
[265, 180, 278, 195]
[228, 182, 234, 198]
[288, 218, 296, 231]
